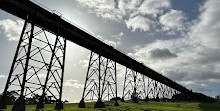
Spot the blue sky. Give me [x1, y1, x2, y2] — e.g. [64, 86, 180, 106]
[0, 0, 220, 102]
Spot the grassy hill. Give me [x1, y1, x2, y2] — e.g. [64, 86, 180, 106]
[1, 101, 220, 111]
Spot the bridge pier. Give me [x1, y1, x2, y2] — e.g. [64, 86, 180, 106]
[0, 19, 28, 110]
[36, 97, 44, 109]
[122, 68, 146, 103]
[3, 20, 34, 111]
[78, 98, 86, 108]
[11, 96, 26, 111]
[0, 16, 66, 110]
[79, 52, 119, 108]
[55, 99, 64, 110]
[94, 98, 105, 108]
[145, 95, 149, 102]
[36, 34, 67, 110]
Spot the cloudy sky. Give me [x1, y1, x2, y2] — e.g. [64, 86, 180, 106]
[1, 0, 220, 102]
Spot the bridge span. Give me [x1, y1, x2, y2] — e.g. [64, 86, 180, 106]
[0, 0, 197, 110]
[0, 0, 190, 94]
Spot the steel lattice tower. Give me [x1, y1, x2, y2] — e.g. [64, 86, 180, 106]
[145, 77, 179, 101]
[122, 69, 180, 103]
[121, 68, 146, 103]
[146, 78, 154, 101]
[79, 52, 119, 108]
[136, 72, 147, 101]
[0, 17, 66, 110]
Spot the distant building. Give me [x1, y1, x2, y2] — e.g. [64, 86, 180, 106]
[215, 95, 220, 100]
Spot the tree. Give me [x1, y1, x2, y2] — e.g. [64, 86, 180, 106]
[0, 91, 18, 105]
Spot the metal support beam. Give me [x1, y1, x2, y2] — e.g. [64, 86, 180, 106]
[12, 21, 35, 111]
[35, 35, 67, 110]
[36, 35, 60, 109]
[55, 37, 66, 110]
[79, 52, 118, 108]
[0, 18, 66, 110]
[0, 17, 28, 110]
[122, 68, 145, 103]
[114, 62, 119, 106]
[144, 77, 180, 102]
[94, 54, 105, 108]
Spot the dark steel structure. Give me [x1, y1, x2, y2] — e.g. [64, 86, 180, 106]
[79, 52, 119, 108]
[121, 68, 146, 103]
[0, 0, 198, 110]
[0, 0, 191, 94]
[0, 16, 66, 110]
[121, 68, 178, 103]
[145, 78, 178, 101]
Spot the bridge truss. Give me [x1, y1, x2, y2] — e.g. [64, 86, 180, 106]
[0, 0, 197, 110]
[79, 52, 119, 108]
[0, 17, 66, 110]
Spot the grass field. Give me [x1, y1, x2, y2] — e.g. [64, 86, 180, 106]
[1, 101, 220, 111]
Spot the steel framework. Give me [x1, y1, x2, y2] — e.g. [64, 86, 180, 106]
[79, 52, 119, 108]
[145, 77, 179, 102]
[0, 18, 66, 110]
[0, 1, 214, 110]
[0, 0, 192, 95]
[122, 69, 180, 103]
[0, 3, 194, 109]
[121, 68, 146, 103]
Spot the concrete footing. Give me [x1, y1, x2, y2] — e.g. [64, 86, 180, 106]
[94, 98, 105, 108]
[11, 96, 25, 111]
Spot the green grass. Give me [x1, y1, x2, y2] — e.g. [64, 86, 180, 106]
[1, 101, 220, 111]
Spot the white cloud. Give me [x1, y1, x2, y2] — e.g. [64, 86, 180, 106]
[0, 75, 7, 79]
[62, 79, 84, 103]
[111, 32, 124, 46]
[76, 0, 191, 35]
[190, 0, 220, 49]
[63, 79, 84, 88]
[149, 48, 177, 60]
[79, 59, 89, 68]
[118, 32, 124, 37]
[0, 19, 24, 41]
[76, 0, 172, 32]
[159, 9, 187, 34]
[128, 34, 220, 93]
[126, 15, 155, 32]
[37, 73, 46, 78]
[112, 32, 124, 38]
[105, 40, 118, 48]
[138, 0, 171, 18]
[118, 0, 143, 16]
[96, 34, 120, 48]
[76, 0, 122, 21]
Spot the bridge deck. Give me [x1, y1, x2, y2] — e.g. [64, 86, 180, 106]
[0, 0, 191, 93]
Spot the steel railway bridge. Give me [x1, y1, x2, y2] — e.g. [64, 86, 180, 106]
[0, 0, 198, 110]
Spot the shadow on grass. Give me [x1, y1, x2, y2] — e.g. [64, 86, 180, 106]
[199, 103, 220, 111]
